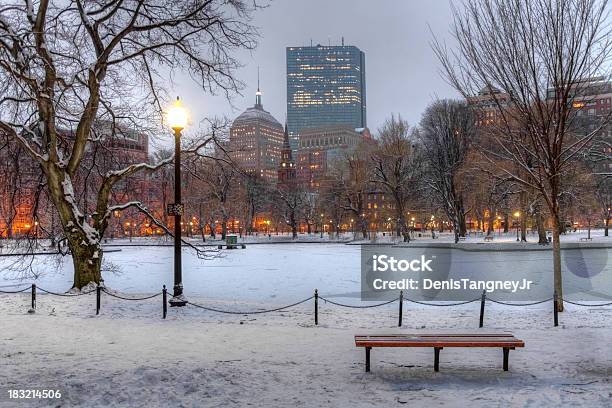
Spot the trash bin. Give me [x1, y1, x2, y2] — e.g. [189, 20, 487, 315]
[226, 234, 238, 246]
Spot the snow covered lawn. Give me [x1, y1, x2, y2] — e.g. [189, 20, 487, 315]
[1, 243, 611, 407]
[0, 293, 610, 408]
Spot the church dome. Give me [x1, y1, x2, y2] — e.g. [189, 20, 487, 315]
[233, 84, 282, 129]
[233, 105, 282, 128]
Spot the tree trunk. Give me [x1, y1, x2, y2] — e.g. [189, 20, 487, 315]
[587, 220, 591, 240]
[71, 241, 102, 288]
[503, 213, 509, 233]
[457, 211, 467, 237]
[536, 212, 547, 244]
[221, 222, 227, 240]
[48, 172, 103, 288]
[605, 217, 609, 237]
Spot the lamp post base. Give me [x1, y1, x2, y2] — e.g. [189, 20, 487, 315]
[169, 293, 188, 307]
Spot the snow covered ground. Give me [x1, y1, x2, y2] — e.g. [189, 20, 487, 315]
[2, 240, 611, 302]
[0, 293, 610, 408]
[1, 242, 611, 407]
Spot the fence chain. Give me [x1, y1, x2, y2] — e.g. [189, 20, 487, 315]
[0, 286, 31, 294]
[101, 288, 162, 301]
[185, 295, 314, 315]
[2, 282, 612, 313]
[486, 297, 553, 306]
[318, 296, 399, 308]
[37, 287, 96, 297]
[563, 299, 612, 307]
[403, 297, 481, 307]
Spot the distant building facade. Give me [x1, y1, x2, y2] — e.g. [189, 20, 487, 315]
[467, 86, 511, 127]
[0, 123, 149, 238]
[559, 77, 612, 180]
[230, 89, 284, 182]
[295, 125, 371, 188]
[286, 44, 367, 151]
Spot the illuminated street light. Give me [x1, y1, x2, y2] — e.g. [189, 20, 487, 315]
[513, 211, 521, 242]
[167, 97, 189, 307]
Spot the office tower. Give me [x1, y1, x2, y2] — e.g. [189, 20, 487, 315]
[286, 44, 366, 151]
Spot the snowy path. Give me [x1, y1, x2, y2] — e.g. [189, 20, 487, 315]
[0, 294, 610, 407]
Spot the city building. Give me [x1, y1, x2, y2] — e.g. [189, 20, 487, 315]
[277, 123, 296, 188]
[467, 86, 511, 127]
[0, 123, 150, 238]
[295, 125, 371, 188]
[230, 86, 284, 182]
[286, 43, 367, 151]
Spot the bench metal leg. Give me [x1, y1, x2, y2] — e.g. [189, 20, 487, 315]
[365, 347, 371, 372]
[503, 347, 509, 371]
[434, 347, 442, 372]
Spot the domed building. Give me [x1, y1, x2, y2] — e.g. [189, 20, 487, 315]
[230, 86, 284, 182]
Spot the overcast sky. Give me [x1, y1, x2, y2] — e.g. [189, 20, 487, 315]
[170, 0, 459, 137]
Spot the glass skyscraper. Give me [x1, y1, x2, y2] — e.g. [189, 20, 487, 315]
[286, 44, 367, 151]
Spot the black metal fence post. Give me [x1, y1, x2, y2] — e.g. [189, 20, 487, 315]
[479, 290, 486, 328]
[96, 283, 101, 315]
[553, 292, 558, 327]
[162, 285, 168, 319]
[398, 290, 403, 327]
[31, 284, 36, 310]
[314, 289, 318, 326]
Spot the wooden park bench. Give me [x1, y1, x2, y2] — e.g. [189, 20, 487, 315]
[579, 237, 593, 242]
[355, 333, 524, 372]
[484, 235, 494, 242]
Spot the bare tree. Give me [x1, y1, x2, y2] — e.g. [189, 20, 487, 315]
[328, 143, 373, 239]
[433, 0, 612, 310]
[0, 1, 258, 288]
[371, 115, 422, 242]
[240, 174, 270, 236]
[273, 185, 305, 239]
[194, 155, 238, 241]
[419, 100, 474, 243]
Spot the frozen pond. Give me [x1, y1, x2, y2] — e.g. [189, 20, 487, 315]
[1, 243, 611, 303]
[0, 244, 362, 302]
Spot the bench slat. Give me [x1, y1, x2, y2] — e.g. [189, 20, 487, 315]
[356, 333, 515, 339]
[356, 341, 523, 347]
[355, 333, 524, 348]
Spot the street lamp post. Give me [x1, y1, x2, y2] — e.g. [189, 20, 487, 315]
[34, 220, 39, 248]
[168, 97, 188, 307]
[320, 214, 324, 239]
[514, 211, 521, 242]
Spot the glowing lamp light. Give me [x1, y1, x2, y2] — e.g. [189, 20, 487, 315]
[167, 97, 188, 131]
[513, 211, 521, 218]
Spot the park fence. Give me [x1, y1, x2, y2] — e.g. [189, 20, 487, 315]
[1, 283, 611, 328]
